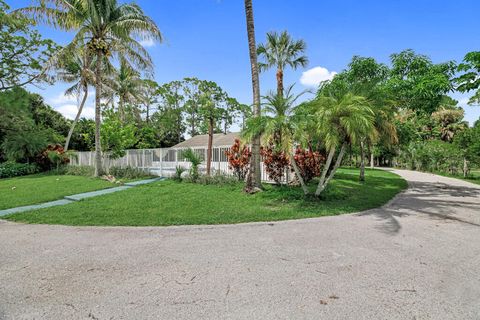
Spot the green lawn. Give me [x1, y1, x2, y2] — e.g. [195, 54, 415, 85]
[433, 169, 480, 186]
[4, 168, 407, 226]
[0, 174, 115, 210]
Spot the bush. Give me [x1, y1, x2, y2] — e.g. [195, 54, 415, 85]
[65, 165, 95, 177]
[225, 139, 251, 181]
[36, 144, 70, 171]
[108, 166, 151, 179]
[293, 147, 325, 183]
[173, 166, 186, 182]
[261, 145, 289, 184]
[184, 173, 238, 186]
[0, 161, 39, 178]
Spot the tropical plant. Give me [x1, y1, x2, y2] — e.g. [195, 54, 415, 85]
[111, 59, 145, 121]
[311, 93, 376, 196]
[182, 148, 202, 182]
[225, 139, 251, 181]
[243, 0, 262, 192]
[455, 51, 480, 105]
[1, 129, 50, 163]
[257, 30, 308, 97]
[20, 0, 163, 176]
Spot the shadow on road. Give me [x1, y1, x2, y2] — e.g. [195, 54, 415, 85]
[358, 180, 480, 235]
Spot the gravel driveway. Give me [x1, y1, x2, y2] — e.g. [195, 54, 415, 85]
[1, 169, 479, 320]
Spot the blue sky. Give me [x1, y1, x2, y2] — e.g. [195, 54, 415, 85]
[12, 0, 480, 125]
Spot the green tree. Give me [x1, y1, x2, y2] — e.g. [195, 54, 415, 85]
[0, 1, 57, 90]
[21, 0, 163, 176]
[311, 94, 375, 196]
[456, 51, 480, 105]
[257, 31, 308, 97]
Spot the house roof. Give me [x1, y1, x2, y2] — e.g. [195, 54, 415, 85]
[172, 132, 240, 149]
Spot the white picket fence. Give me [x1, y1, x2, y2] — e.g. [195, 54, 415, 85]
[69, 147, 292, 183]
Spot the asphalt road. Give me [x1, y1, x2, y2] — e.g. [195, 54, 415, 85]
[1, 169, 479, 320]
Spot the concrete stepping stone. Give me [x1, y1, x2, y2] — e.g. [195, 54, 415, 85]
[0, 199, 74, 217]
[124, 177, 164, 186]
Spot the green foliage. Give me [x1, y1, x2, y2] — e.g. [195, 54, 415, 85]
[188, 173, 239, 186]
[0, 0, 58, 90]
[0, 161, 39, 178]
[108, 166, 151, 179]
[173, 166, 186, 182]
[1, 130, 50, 163]
[181, 148, 202, 181]
[456, 51, 480, 105]
[101, 109, 138, 159]
[65, 165, 95, 177]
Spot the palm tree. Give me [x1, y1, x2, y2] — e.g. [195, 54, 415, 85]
[243, 85, 310, 194]
[111, 59, 145, 122]
[257, 31, 308, 97]
[244, 0, 262, 191]
[20, 0, 162, 176]
[312, 93, 375, 196]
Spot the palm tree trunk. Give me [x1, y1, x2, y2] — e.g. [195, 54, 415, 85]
[316, 146, 336, 195]
[463, 157, 468, 178]
[315, 143, 347, 197]
[206, 117, 213, 175]
[290, 154, 309, 195]
[64, 86, 88, 152]
[370, 151, 374, 168]
[244, 0, 262, 191]
[360, 141, 365, 182]
[276, 68, 284, 97]
[94, 50, 103, 177]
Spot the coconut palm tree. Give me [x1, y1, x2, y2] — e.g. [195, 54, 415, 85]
[244, 0, 262, 191]
[312, 93, 375, 196]
[20, 0, 162, 176]
[257, 31, 308, 97]
[243, 85, 310, 194]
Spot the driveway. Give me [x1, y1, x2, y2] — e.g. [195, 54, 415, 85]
[0, 169, 479, 320]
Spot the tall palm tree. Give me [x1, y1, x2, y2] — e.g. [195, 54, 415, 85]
[111, 59, 145, 122]
[257, 31, 308, 97]
[312, 93, 375, 196]
[244, 0, 262, 191]
[243, 85, 310, 194]
[20, 0, 162, 176]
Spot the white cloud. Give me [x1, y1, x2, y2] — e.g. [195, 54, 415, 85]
[47, 92, 95, 120]
[300, 66, 337, 87]
[55, 103, 95, 120]
[139, 38, 155, 48]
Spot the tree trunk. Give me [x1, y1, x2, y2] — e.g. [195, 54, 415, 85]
[145, 103, 150, 123]
[316, 146, 336, 196]
[463, 157, 468, 178]
[119, 98, 125, 122]
[206, 117, 213, 175]
[276, 68, 284, 97]
[370, 151, 374, 169]
[290, 154, 309, 195]
[316, 143, 347, 197]
[64, 85, 88, 152]
[94, 50, 103, 177]
[244, 0, 262, 191]
[359, 141, 365, 182]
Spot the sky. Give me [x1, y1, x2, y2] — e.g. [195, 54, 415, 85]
[11, 0, 480, 126]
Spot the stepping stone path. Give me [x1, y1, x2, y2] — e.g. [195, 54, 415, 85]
[0, 177, 164, 217]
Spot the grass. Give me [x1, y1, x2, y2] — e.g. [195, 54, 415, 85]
[432, 169, 480, 186]
[4, 168, 407, 226]
[0, 173, 115, 210]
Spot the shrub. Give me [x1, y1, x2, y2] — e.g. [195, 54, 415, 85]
[261, 145, 289, 184]
[65, 165, 95, 177]
[36, 144, 70, 171]
[225, 139, 251, 181]
[181, 148, 202, 181]
[108, 166, 151, 179]
[173, 166, 186, 182]
[293, 147, 325, 183]
[0, 161, 39, 178]
[186, 173, 238, 186]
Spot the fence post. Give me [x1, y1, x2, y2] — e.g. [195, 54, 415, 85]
[160, 149, 163, 177]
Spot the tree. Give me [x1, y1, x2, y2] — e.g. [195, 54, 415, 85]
[311, 94, 375, 196]
[257, 31, 308, 97]
[456, 51, 480, 105]
[0, 1, 57, 90]
[244, 0, 262, 192]
[101, 108, 138, 159]
[21, 0, 163, 176]
[112, 59, 145, 122]
[243, 85, 310, 194]
[141, 79, 159, 123]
